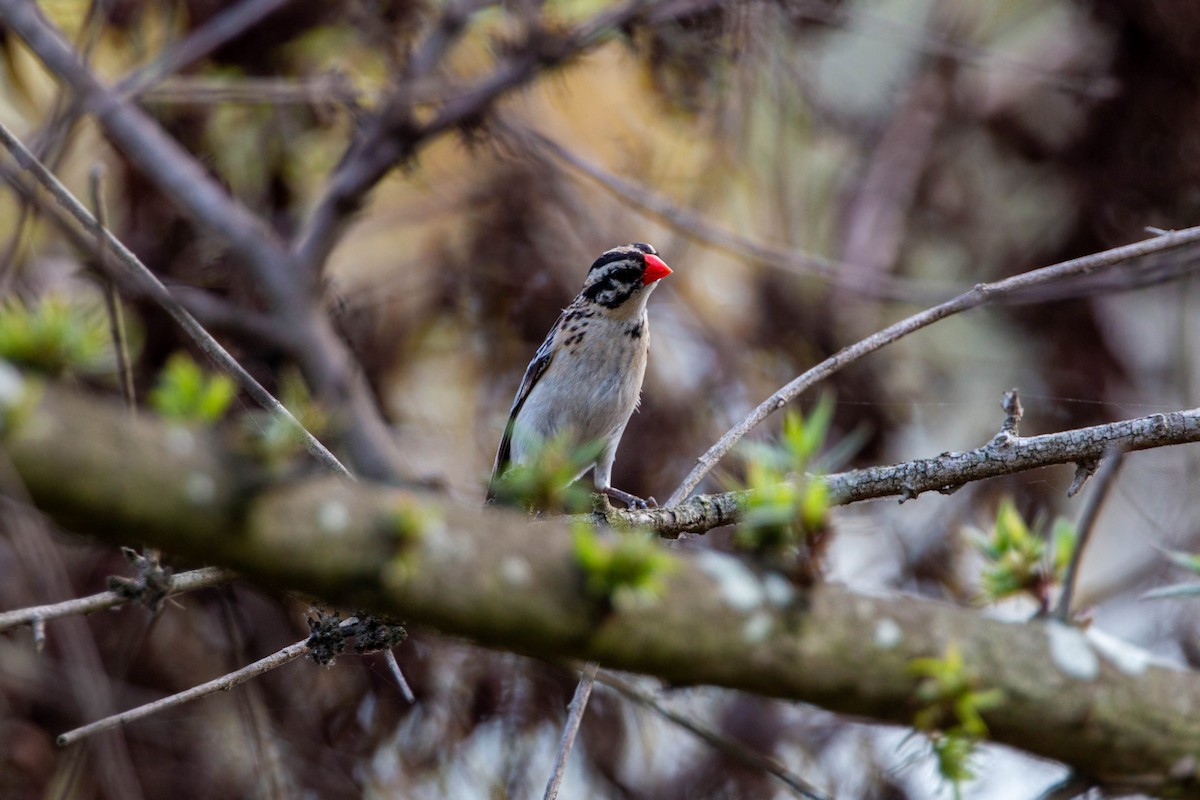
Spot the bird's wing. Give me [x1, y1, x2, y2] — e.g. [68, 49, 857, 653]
[488, 311, 563, 497]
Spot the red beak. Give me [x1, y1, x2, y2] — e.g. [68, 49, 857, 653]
[642, 253, 673, 285]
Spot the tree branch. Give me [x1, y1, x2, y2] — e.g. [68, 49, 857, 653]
[0, 0, 404, 481]
[2, 375, 1199, 793]
[665, 223, 1200, 505]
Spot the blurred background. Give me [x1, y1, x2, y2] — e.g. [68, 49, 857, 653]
[2, 0, 1200, 797]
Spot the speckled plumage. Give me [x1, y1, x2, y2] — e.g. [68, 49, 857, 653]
[488, 243, 671, 508]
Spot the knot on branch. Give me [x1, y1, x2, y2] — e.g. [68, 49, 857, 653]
[306, 609, 408, 666]
[106, 548, 173, 612]
[1067, 459, 1100, 497]
[1000, 388, 1023, 436]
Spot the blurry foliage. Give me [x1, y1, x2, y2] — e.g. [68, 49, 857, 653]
[968, 498, 1075, 611]
[910, 642, 1005, 799]
[0, 295, 116, 377]
[1142, 549, 1200, 601]
[572, 522, 674, 611]
[733, 398, 834, 584]
[488, 431, 604, 513]
[148, 352, 235, 424]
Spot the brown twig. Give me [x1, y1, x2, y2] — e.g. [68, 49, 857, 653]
[0, 119, 351, 477]
[1054, 450, 1124, 622]
[0, 0, 400, 480]
[507, 122, 942, 304]
[602, 404, 1200, 537]
[542, 660, 598, 800]
[291, 0, 666, 281]
[57, 638, 310, 747]
[88, 165, 136, 412]
[0, 567, 236, 632]
[665, 222, 1200, 506]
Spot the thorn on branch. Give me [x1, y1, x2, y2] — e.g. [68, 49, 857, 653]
[106, 548, 173, 612]
[1067, 459, 1099, 498]
[1000, 388, 1023, 436]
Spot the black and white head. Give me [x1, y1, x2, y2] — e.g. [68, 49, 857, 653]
[579, 243, 673, 310]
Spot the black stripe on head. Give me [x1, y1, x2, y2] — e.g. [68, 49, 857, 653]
[632, 242, 657, 256]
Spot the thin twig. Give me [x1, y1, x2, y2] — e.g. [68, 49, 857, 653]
[88, 165, 136, 412]
[665, 223, 1200, 506]
[57, 638, 310, 747]
[600, 404, 1200, 537]
[594, 671, 828, 800]
[0, 567, 236, 632]
[508, 122, 941, 304]
[119, 0, 296, 98]
[1054, 450, 1124, 622]
[292, 0, 666, 280]
[0, 0, 401, 481]
[0, 120, 351, 478]
[543, 660, 598, 800]
[383, 648, 416, 703]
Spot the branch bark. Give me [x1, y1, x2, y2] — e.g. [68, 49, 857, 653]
[2, 374, 1198, 793]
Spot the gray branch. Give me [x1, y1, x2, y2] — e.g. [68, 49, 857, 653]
[3, 373, 1200, 793]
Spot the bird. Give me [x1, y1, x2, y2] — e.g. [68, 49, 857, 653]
[487, 242, 672, 509]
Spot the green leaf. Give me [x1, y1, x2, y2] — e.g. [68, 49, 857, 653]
[0, 296, 116, 377]
[149, 353, 236, 424]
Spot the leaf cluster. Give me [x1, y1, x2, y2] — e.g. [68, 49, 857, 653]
[149, 353, 236, 425]
[733, 399, 834, 582]
[0, 295, 115, 377]
[909, 643, 1005, 798]
[969, 498, 1075, 610]
[489, 431, 604, 513]
[572, 523, 674, 612]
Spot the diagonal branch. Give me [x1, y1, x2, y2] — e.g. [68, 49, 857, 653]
[291, 0, 669, 280]
[0, 0, 404, 480]
[0, 120, 352, 478]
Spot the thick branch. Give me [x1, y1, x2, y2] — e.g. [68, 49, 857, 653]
[2, 375, 1199, 793]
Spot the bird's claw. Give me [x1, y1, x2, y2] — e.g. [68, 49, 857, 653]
[602, 487, 656, 510]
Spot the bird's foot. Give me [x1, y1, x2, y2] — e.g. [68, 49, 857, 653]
[602, 487, 658, 510]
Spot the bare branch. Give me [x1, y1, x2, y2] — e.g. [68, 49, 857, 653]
[0, 567, 236, 632]
[6, 376, 1200, 789]
[505, 122, 941, 304]
[0, 0, 402, 480]
[0, 119, 352, 478]
[665, 223, 1200, 506]
[291, 0, 664, 280]
[542, 661, 598, 800]
[57, 638, 310, 747]
[1054, 450, 1124, 622]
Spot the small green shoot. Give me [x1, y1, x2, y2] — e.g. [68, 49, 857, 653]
[909, 643, 1005, 799]
[489, 430, 604, 513]
[733, 400, 834, 583]
[149, 353, 236, 424]
[572, 523, 674, 611]
[0, 296, 115, 377]
[969, 498, 1075, 611]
